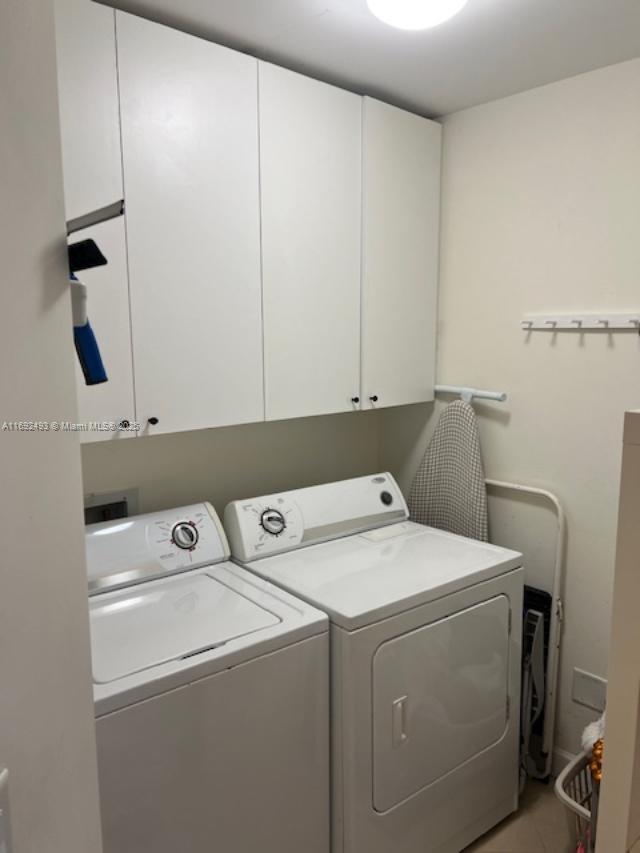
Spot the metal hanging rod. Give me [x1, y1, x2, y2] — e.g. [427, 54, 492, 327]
[435, 385, 507, 404]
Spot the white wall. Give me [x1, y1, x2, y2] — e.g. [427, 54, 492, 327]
[81, 412, 380, 517]
[381, 58, 640, 756]
[0, 2, 103, 851]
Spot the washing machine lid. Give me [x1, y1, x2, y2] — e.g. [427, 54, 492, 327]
[90, 571, 281, 683]
[242, 521, 522, 630]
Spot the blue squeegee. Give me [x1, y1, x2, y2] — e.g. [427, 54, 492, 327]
[71, 274, 108, 386]
[68, 238, 108, 386]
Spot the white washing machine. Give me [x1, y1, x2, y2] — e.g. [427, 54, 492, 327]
[85, 502, 329, 853]
[224, 474, 524, 853]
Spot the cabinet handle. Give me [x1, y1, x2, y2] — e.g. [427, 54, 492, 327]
[369, 395, 379, 403]
[148, 417, 159, 426]
[351, 396, 360, 404]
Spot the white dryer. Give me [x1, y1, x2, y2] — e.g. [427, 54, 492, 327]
[224, 474, 524, 853]
[85, 503, 329, 853]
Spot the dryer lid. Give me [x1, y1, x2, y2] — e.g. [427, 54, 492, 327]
[242, 521, 522, 630]
[90, 572, 280, 683]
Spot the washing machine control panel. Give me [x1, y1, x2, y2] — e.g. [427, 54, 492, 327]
[85, 502, 229, 594]
[224, 473, 409, 563]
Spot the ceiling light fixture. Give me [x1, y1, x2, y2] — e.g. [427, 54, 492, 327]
[367, 0, 469, 30]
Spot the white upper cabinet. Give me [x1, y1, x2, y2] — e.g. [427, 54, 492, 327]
[73, 217, 136, 443]
[55, 0, 123, 221]
[361, 97, 441, 410]
[117, 13, 264, 436]
[259, 63, 362, 421]
[55, 7, 441, 438]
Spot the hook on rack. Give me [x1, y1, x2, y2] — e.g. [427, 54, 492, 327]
[522, 313, 640, 332]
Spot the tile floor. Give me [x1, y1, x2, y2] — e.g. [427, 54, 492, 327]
[464, 782, 575, 853]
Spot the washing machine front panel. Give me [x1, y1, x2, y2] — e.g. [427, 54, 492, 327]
[372, 595, 510, 812]
[97, 633, 330, 853]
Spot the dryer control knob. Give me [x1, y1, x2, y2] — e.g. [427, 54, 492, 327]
[172, 521, 199, 550]
[260, 508, 286, 536]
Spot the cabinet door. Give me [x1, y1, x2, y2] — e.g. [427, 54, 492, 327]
[73, 217, 136, 443]
[117, 13, 264, 436]
[55, 0, 123, 221]
[259, 63, 361, 421]
[361, 98, 441, 410]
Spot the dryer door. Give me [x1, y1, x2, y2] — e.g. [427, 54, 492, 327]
[372, 595, 511, 812]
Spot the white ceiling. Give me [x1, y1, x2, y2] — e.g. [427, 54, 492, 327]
[100, 0, 640, 116]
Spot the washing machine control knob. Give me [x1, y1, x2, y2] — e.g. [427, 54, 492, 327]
[172, 521, 199, 550]
[260, 508, 286, 536]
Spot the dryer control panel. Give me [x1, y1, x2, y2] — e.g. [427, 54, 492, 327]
[85, 502, 229, 594]
[225, 473, 408, 563]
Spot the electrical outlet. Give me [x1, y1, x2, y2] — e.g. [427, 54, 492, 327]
[84, 487, 139, 525]
[573, 668, 607, 712]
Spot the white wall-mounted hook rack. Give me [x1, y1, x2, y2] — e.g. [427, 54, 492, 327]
[522, 313, 640, 332]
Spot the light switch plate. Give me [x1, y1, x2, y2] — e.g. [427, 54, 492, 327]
[573, 668, 607, 712]
[0, 767, 12, 853]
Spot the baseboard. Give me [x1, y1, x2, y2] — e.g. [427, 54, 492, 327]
[551, 747, 577, 779]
